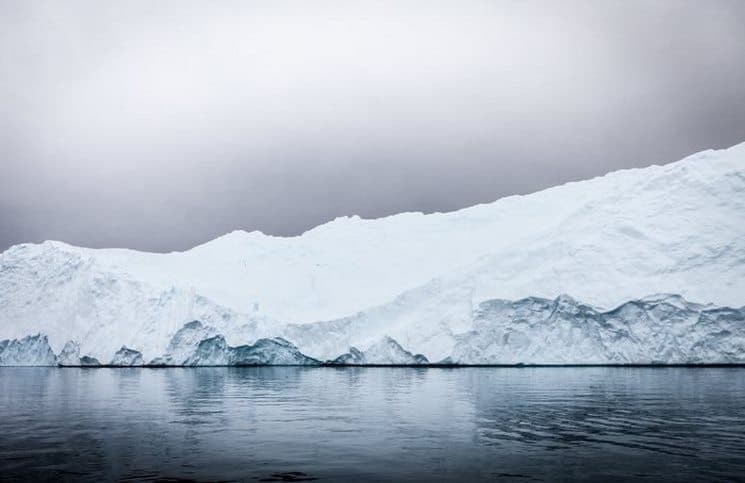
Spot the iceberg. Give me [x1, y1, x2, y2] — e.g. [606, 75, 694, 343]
[0, 142, 744, 365]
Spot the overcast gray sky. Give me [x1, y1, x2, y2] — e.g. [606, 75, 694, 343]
[1, 0, 744, 252]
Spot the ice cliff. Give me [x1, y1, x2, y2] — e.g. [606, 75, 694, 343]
[2, 295, 743, 366]
[446, 294, 745, 364]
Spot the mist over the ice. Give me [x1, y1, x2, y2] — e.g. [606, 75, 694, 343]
[2, 0, 745, 252]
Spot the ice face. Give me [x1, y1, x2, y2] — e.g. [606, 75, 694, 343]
[331, 337, 429, 365]
[447, 295, 745, 364]
[184, 335, 231, 366]
[153, 320, 219, 365]
[79, 355, 101, 367]
[58, 340, 81, 366]
[163, 322, 321, 366]
[0, 334, 57, 366]
[1, 292, 744, 366]
[332, 347, 366, 365]
[230, 337, 319, 366]
[57, 339, 118, 366]
[110, 346, 144, 366]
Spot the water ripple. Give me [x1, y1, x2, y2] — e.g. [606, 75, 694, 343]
[1, 367, 744, 482]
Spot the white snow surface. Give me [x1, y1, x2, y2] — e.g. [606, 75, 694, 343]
[1, 142, 744, 363]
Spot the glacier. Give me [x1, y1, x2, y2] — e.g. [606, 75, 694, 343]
[0, 142, 744, 365]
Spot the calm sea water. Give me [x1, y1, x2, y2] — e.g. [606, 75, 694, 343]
[1, 367, 744, 482]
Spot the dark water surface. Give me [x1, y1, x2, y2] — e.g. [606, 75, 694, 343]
[1, 367, 744, 482]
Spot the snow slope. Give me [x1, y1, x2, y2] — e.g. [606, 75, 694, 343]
[1, 141, 744, 364]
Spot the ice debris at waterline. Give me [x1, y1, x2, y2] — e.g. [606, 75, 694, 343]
[1, 142, 744, 364]
[1, 295, 744, 366]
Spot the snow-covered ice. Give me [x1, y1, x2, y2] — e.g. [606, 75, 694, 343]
[1, 142, 744, 365]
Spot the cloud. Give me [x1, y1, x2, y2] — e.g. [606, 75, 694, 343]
[1, 0, 744, 251]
